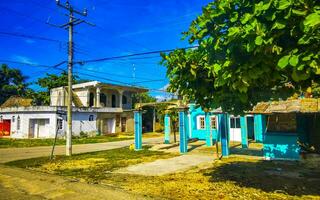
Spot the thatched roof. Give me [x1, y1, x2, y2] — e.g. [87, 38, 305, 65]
[251, 98, 320, 114]
[1, 96, 33, 108]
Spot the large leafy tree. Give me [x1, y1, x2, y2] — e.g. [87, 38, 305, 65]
[0, 64, 29, 104]
[32, 71, 78, 105]
[162, 0, 319, 114]
[132, 92, 156, 108]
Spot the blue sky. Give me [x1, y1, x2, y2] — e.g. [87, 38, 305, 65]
[0, 0, 211, 99]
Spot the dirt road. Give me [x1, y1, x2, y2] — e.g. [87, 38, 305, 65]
[0, 137, 163, 163]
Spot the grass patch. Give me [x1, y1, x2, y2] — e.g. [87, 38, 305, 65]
[0, 135, 133, 148]
[6, 146, 176, 184]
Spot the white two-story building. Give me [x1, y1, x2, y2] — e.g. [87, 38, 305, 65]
[0, 81, 147, 138]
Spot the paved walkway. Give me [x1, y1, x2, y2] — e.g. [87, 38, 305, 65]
[0, 165, 149, 200]
[0, 137, 163, 163]
[116, 154, 213, 176]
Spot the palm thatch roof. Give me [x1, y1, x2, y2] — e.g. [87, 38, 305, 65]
[1, 96, 33, 108]
[251, 98, 320, 114]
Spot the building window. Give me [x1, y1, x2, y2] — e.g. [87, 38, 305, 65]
[230, 116, 241, 128]
[17, 116, 21, 130]
[197, 116, 205, 130]
[267, 114, 296, 133]
[57, 119, 63, 130]
[122, 95, 127, 104]
[210, 116, 217, 129]
[89, 115, 94, 121]
[12, 116, 15, 123]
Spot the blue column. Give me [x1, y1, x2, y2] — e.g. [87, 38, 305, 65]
[219, 113, 229, 156]
[134, 110, 142, 150]
[185, 112, 190, 140]
[205, 112, 213, 146]
[254, 114, 266, 143]
[240, 116, 248, 148]
[179, 109, 188, 153]
[164, 113, 170, 144]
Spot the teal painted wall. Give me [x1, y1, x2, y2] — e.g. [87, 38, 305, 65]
[164, 114, 170, 144]
[240, 116, 248, 148]
[254, 115, 266, 142]
[263, 132, 300, 160]
[188, 104, 219, 142]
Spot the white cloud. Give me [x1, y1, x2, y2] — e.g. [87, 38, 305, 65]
[11, 55, 37, 65]
[25, 39, 35, 44]
[159, 83, 169, 91]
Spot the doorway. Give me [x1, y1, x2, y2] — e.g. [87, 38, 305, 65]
[112, 94, 116, 108]
[229, 116, 241, 141]
[29, 119, 50, 138]
[121, 117, 126, 132]
[103, 118, 115, 134]
[247, 116, 255, 140]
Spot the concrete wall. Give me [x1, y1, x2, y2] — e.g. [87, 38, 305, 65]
[97, 111, 133, 134]
[188, 104, 219, 141]
[50, 87, 66, 106]
[70, 112, 98, 136]
[0, 112, 57, 138]
[75, 88, 89, 107]
[263, 132, 300, 160]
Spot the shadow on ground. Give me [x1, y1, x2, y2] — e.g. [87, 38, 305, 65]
[204, 159, 320, 196]
[230, 147, 263, 157]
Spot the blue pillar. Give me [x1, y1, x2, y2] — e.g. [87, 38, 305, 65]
[164, 113, 170, 144]
[219, 113, 229, 156]
[205, 112, 213, 146]
[185, 112, 190, 140]
[179, 109, 188, 153]
[254, 114, 266, 143]
[134, 110, 142, 150]
[240, 116, 248, 148]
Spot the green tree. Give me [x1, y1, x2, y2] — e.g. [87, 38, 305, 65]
[32, 71, 78, 105]
[132, 92, 156, 108]
[0, 64, 28, 104]
[162, 0, 319, 114]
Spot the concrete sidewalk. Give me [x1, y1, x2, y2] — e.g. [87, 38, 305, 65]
[0, 165, 148, 200]
[0, 137, 163, 163]
[116, 154, 213, 176]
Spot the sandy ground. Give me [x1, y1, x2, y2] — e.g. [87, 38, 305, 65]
[0, 137, 167, 200]
[0, 165, 150, 200]
[0, 137, 164, 163]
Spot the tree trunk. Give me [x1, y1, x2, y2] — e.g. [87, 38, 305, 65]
[172, 121, 177, 143]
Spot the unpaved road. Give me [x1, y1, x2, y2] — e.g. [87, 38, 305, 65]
[0, 137, 165, 200]
[0, 165, 149, 200]
[0, 137, 163, 163]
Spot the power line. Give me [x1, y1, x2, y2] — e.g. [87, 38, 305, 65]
[72, 70, 171, 93]
[75, 46, 197, 64]
[0, 58, 171, 93]
[74, 66, 163, 81]
[0, 31, 64, 43]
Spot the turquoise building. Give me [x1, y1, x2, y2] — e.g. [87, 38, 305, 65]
[134, 99, 320, 161]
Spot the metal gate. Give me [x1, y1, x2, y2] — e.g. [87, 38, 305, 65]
[0, 120, 11, 137]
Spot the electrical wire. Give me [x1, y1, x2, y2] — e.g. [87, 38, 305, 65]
[0, 31, 64, 43]
[75, 46, 197, 64]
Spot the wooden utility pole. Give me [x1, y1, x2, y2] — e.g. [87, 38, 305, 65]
[49, 0, 94, 156]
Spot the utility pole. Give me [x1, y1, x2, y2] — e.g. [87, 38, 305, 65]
[49, 0, 94, 156]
